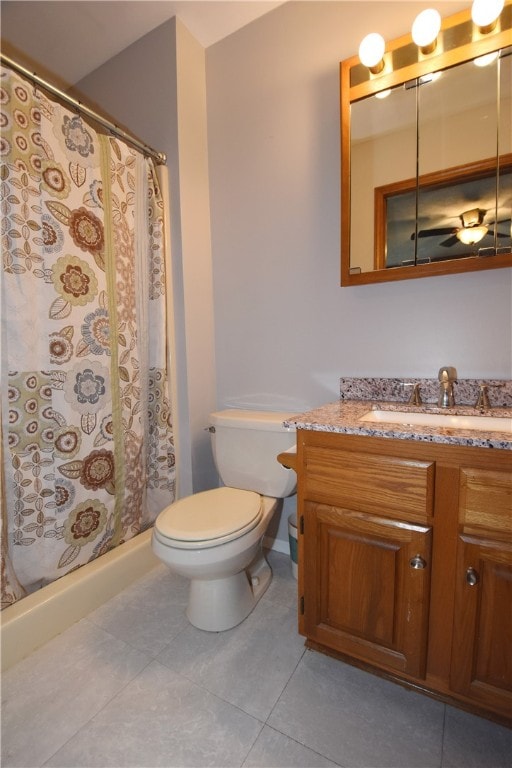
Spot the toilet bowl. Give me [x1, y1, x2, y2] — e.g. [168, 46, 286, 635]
[152, 409, 297, 631]
[153, 488, 278, 631]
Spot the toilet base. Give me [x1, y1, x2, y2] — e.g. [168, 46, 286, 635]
[187, 552, 272, 632]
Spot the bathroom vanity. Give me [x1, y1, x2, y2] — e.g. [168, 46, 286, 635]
[279, 379, 512, 725]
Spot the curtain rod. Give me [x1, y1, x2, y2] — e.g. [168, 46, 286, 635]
[1, 53, 167, 165]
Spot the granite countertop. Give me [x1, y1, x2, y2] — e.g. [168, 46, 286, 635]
[284, 400, 512, 450]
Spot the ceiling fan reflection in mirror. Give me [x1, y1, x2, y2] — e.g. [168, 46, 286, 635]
[411, 207, 511, 247]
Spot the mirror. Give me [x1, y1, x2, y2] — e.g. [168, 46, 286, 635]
[341, 4, 512, 286]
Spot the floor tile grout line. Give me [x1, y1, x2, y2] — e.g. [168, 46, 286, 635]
[70, 555, 302, 735]
[439, 703, 448, 768]
[260, 643, 348, 766]
[39, 654, 268, 768]
[251, 722, 345, 768]
[85, 601, 192, 660]
[238, 721, 268, 768]
[153, 653, 272, 725]
[260, 645, 451, 768]
[143, 658, 274, 768]
[152, 656, 305, 728]
[79, 613, 174, 660]
[264, 644, 307, 725]
[39, 653, 156, 768]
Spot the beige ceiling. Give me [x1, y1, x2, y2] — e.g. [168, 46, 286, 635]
[0, 1, 475, 88]
[1, 1, 285, 85]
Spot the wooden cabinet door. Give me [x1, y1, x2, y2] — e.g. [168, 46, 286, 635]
[303, 502, 432, 678]
[450, 536, 512, 720]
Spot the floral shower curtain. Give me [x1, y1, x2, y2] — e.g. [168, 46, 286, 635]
[0, 64, 176, 608]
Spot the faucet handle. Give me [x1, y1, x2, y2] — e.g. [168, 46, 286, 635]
[475, 384, 490, 411]
[438, 366, 457, 382]
[402, 382, 422, 406]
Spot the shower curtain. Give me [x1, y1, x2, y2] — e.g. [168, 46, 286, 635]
[0, 64, 176, 608]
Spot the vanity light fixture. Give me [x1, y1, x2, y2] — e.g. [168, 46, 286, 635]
[412, 9, 441, 54]
[358, 33, 386, 73]
[358, 1, 507, 73]
[471, 0, 505, 33]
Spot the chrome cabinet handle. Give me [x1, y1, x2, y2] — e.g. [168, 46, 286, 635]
[409, 554, 427, 570]
[466, 567, 479, 586]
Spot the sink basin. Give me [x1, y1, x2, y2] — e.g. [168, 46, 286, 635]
[360, 409, 512, 433]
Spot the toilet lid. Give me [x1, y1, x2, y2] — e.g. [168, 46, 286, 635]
[155, 487, 262, 543]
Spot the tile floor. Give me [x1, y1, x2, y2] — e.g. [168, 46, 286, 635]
[2, 550, 511, 768]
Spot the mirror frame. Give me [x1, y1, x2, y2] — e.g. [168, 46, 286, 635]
[340, 3, 512, 286]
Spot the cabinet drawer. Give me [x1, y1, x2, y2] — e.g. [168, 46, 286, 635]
[303, 447, 434, 521]
[459, 468, 512, 537]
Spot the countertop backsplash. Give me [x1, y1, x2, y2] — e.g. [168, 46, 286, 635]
[339, 377, 512, 408]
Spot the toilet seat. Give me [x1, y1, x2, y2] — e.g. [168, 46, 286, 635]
[154, 487, 263, 550]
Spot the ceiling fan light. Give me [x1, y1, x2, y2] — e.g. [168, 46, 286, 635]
[359, 33, 386, 73]
[457, 225, 488, 245]
[412, 9, 441, 53]
[471, 0, 504, 33]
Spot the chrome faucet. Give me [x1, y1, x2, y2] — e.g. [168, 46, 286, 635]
[438, 366, 457, 408]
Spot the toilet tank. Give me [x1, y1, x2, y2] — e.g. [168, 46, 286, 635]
[209, 409, 297, 498]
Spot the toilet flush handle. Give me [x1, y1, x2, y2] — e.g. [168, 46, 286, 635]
[205, 426, 216, 433]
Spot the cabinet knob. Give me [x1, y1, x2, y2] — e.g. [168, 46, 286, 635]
[465, 567, 479, 586]
[409, 554, 427, 570]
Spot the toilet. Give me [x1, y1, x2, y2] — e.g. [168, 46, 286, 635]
[152, 409, 297, 631]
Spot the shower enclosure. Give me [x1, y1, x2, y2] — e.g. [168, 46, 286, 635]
[1, 61, 176, 609]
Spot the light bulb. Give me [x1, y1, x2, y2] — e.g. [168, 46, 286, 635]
[471, 0, 504, 32]
[358, 33, 386, 73]
[412, 9, 441, 53]
[375, 89, 391, 100]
